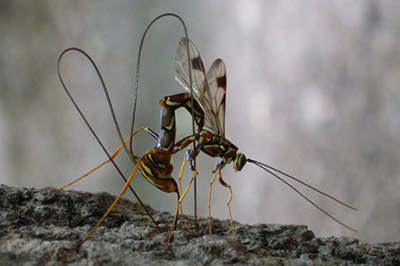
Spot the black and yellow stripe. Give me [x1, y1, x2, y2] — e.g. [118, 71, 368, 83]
[158, 92, 204, 151]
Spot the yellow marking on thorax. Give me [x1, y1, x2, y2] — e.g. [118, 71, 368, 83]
[225, 157, 233, 164]
[226, 147, 236, 154]
[166, 98, 181, 106]
[204, 144, 221, 151]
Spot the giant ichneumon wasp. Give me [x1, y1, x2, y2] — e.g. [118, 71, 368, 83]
[57, 13, 357, 249]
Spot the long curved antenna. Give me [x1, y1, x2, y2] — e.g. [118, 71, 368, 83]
[247, 158, 358, 232]
[57, 48, 159, 230]
[129, 13, 195, 155]
[129, 13, 198, 228]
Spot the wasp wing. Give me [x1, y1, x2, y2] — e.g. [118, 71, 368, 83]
[202, 59, 226, 136]
[174, 38, 206, 96]
[174, 38, 227, 136]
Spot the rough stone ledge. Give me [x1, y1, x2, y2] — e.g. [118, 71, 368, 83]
[0, 184, 398, 265]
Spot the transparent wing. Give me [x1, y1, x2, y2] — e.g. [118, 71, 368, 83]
[174, 38, 227, 136]
[201, 59, 226, 136]
[174, 38, 206, 96]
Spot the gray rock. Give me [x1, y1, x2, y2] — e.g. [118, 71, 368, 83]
[0, 185, 398, 265]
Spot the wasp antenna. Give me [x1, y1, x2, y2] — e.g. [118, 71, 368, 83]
[57, 48, 159, 229]
[248, 159, 357, 211]
[247, 159, 358, 233]
[58, 48, 134, 162]
[129, 13, 199, 230]
[129, 13, 195, 155]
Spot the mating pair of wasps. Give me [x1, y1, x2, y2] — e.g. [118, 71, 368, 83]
[57, 14, 357, 249]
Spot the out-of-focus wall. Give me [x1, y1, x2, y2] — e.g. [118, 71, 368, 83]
[0, 1, 399, 243]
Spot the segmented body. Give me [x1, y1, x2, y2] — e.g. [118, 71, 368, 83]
[138, 93, 245, 194]
[157, 93, 204, 151]
[57, 17, 357, 249]
[175, 129, 242, 170]
[137, 92, 204, 194]
[138, 37, 247, 195]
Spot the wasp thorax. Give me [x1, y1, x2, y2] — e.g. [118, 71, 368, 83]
[233, 153, 247, 171]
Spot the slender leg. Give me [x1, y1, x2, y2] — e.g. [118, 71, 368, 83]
[218, 171, 236, 242]
[166, 169, 199, 249]
[78, 160, 141, 247]
[57, 126, 152, 191]
[177, 156, 187, 216]
[194, 177, 198, 233]
[208, 170, 218, 234]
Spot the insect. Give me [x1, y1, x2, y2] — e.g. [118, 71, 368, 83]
[57, 13, 357, 249]
[160, 37, 359, 246]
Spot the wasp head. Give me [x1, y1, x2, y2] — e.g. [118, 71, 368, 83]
[233, 152, 247, 171]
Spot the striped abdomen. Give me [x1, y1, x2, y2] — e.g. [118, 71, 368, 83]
[157, 92, 204, 151]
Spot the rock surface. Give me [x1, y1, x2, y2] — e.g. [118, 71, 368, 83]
[0, 185, 398, 265]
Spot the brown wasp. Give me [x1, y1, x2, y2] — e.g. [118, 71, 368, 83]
[57, 13, 357, 249]
[159, 37, 358, 246]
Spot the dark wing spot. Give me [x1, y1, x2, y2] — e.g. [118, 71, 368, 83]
[191, 56, 205, 72]
[217, 76, 227, 91]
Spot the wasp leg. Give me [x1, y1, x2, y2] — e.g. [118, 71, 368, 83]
[177, 156, 187, 217]
[78, 157, 142, 247]
[57, 126, 154, 191]
[166, 168, 199, 249]
[173, 140, 200, 218]
[218, 170, 237, 243]
[208, 170, 218, 234]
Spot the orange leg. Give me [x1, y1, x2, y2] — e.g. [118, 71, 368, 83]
[57, 126, 151, 191]
[208, 170, 218, 234]
[218, 170, 236, 243]
[166, 165, 198, 249]
[177, 156, 187, 216]
[78, 158, 142, 247]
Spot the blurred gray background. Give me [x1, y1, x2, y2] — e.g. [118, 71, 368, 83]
[1, 1, 399, 243]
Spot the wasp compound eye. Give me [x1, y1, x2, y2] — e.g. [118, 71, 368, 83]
[233, 153, 247, 171]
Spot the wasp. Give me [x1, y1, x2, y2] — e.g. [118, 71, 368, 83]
[57, 13, 357, 249]
[158, 37, 358, 247]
